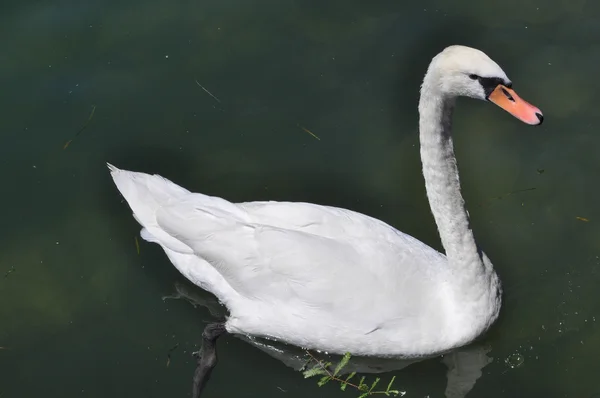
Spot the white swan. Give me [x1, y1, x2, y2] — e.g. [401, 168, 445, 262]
[108, 45, 542, 360]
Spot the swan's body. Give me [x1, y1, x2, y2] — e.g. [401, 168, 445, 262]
[109, 45, 542, 359]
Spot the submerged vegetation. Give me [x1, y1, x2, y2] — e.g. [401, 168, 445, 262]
[303, 351, 404, 397]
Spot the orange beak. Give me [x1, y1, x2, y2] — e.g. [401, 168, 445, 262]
[488, 85, 543, 125]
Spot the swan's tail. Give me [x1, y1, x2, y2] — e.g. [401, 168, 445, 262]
[107, 163, 194, 253]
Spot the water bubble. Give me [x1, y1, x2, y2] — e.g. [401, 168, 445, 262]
[505, 352, 525, 369]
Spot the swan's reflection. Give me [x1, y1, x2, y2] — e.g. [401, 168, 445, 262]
[164, 281, 493, 398]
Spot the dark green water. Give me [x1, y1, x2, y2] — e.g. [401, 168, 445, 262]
[2, 0, 600, 397]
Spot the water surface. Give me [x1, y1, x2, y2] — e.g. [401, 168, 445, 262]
[1, 0, 600, 397]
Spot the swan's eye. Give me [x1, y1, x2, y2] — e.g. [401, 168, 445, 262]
[501, 87, 515, 102]
[469, 74, 479, 80]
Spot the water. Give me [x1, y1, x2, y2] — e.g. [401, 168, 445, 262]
[1, 0, 599, 396]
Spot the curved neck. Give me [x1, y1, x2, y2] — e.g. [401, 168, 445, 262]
[418, 75, 487, 281]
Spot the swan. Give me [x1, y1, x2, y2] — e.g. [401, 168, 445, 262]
[107, 45, 542, 394]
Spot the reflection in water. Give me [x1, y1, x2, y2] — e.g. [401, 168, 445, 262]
[164, 281, 493, 398]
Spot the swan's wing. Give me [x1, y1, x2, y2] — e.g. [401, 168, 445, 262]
[240, 201, 426, 245]
[155, 196, 443, 320]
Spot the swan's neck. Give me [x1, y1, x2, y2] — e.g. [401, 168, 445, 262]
[418, 75, 491, 287]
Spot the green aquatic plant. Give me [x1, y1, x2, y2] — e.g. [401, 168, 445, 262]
[302, 351, 404, 397]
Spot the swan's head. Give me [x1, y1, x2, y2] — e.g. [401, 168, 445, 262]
[425, 45, 543, 125]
